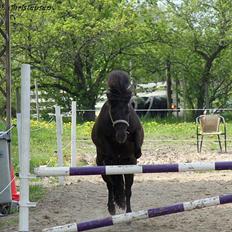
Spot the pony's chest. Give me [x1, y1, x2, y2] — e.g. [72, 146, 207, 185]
[109, 139, 134, 156]
[108, 133, 133, 146]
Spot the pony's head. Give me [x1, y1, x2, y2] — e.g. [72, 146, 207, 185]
[107, 70, 132, 144]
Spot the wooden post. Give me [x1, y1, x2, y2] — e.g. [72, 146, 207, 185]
[5, 0, 11, 130]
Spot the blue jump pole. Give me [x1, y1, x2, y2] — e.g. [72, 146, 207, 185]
[34, 161, 232, 177]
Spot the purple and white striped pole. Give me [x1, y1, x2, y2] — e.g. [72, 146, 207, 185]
[35, 161, 232, 177]
[42, 194, 232, 232]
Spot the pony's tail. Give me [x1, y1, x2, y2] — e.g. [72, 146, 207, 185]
[112, 175, 125, 210]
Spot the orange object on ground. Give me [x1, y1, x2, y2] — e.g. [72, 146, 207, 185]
[10, 164, 20, 201]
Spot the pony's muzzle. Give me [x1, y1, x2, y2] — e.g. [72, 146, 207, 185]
[115, 131, 127, 144]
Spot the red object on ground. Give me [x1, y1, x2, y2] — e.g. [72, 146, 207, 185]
[10, 164, 20, 201]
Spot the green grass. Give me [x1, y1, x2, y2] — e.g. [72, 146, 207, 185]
[0, 117, 231, 229]
[0, 215, 18, 230]
[3, 117, 231, 173]
[29, 185, 47, 202]
[1, 117, 231, 195]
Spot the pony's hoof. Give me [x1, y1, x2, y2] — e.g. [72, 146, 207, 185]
[115, 195, 125, 210]
[109, 208, 116, 215]
[108, 205, 116, 215]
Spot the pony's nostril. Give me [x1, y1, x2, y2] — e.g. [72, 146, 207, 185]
[122, 136, 127, 143]
[116, 132, 127, 144]
[118, 138, 126, 144]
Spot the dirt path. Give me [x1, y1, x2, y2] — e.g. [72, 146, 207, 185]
[3, 145, 232, 232]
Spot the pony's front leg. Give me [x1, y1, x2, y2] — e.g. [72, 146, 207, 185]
[100, 174, 116, 215]
[106, 179, 116, 215]
[133, 129, 143, 159]
[134, 145, 142, 159]
[124, 174, 134, 213]
[96, 151, 116, 215]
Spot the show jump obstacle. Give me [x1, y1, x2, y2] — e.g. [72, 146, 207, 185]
[34, 161, 232, 176]
[19, 64, 33, 232]
[43, 194, 232, 232]
[19, 64, 232, 232]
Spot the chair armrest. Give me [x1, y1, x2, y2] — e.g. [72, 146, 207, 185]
[219, 115, 225, 123]
[196, 116, 200, 135]
[196, 116, 200, 124]
[219, 116, 226, 134]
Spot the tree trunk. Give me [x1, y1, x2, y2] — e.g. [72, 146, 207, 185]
[204, 79, 209, 109]
[166, 59, 172, 111]
[175, 79, 179, 118]
[196, 67, 210, 117]
[195, 44, 227, 117]
[16, 87, 21, 113]
[196, 78, 205, 117]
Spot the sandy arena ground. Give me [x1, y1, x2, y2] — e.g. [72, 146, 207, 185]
[3, 143, 232, 232]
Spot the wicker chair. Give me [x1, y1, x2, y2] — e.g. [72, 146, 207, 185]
[196, 114, 227, 153]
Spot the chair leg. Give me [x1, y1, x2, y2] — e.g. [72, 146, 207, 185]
[217, 135, 222, 152]
[197, 134, 199, 153]
[200, 135, 203, 153]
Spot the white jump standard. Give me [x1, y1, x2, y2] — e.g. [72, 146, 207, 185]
[34, 161, 232, 176]
[42, 194, 232, 232]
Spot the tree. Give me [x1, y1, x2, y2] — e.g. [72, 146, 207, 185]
[11, 0, 147, 120]
[10, 0, 232, 121]
[163, 0, 232, 116]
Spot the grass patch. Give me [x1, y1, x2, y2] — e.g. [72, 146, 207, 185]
[0, 118, 229, 231]
[0, 215, 18, 230]
[29, 185, 46, 202]
[1, 117, 231, 172]
[0, 117, 230, 229]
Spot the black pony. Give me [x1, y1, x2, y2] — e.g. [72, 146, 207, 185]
[91, 70, 144, 215]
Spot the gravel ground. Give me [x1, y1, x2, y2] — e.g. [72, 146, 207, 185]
[2, 142, 232, 232]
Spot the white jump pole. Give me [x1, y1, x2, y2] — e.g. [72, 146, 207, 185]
[19, 64, 31, 232]
[71, 101, 77, 167]
[55, 106, 64, 185]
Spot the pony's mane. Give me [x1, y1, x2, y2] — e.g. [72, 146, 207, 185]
[107, 70, 132, 102]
